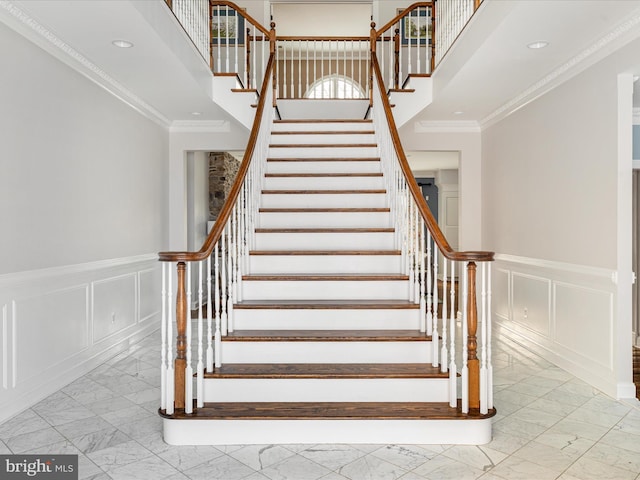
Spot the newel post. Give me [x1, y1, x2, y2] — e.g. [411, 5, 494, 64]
[270, 21, 277, 107]
[369, 22, 376, 107]
[466, 261, 480, 410]
[174, 262, 187, 411]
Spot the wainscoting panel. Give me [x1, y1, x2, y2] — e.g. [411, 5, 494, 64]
[494, 254, 619, 397]
[0, 254, 160, 423]
[15, 286, 89, 386]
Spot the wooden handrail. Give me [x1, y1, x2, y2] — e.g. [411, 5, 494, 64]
[370, 54, 493, 263]
[276, 36, 369, 42]
[210, 0, 271, 37]
[158, 51, 275, 263]
[375, 2, 434, 40]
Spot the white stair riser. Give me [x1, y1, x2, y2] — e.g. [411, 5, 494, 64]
[220, 341, 431, 363]
[241, 279, 410, 300]
[271, 122, 374, 132]
[268, 146, 378, 158]
[249, 254, 402, 274]
[258, 211, 391, 229]
[254, 232, 395, 250]
[260, 193, 387, 209]
[263, 176, 384, 190]
[232, 308, 421, 330]
[267, 161, 381, 174]
[163, 418, 493, 445]
[270, 134, 375, 145]
[203, 378, 447, 402]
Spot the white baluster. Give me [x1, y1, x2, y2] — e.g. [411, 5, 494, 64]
[449, 259, 457, 407]
[420, 222, 426, 334]
[252, 24, 257, 89]
[413, 204, 420, 303]
[343, 40, 347, 97]
[480, 261, 488, 414]
[214, 242, 222, 367]
[298, 40, 302, 98]
[184, 263, 193, 414]
[225, 6, 230, 73]
[283, 40, 287, 98]
[487, 263, 494, 410]
[441, 258, 448, 373]
[206, 255, 213, 372]
[306, 40, 310, 96]
[416, 7, 422, 74]
[220, 226, 228, 335]
[166, 263, 174, 414]
[290, 41, 295, 98]
[461, 261, 469, 413]
[227, 217, 234, 332]
[197, 261, 204, 408]
[216, 7, 221, 72]
[160, 262, 167, 410]
[233, 8, 238, 77]
[432, 246, 439, 367]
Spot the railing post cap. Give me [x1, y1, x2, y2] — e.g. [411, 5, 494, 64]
[370, 21, 376, 29]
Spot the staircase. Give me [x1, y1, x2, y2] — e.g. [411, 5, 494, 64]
[159, 109, 495, 445]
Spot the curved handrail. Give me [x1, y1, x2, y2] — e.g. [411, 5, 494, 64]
[375, 2, 434, 39]
[159, 52, 275, 262]
[371, 54, 493, 263]
[210, 0, 271, 37]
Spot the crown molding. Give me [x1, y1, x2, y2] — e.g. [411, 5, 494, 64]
[414, 120, 481, 133]
[481, 7, 640, 129]
[0, 0, 171, 128]
[169, 120, 231, 133]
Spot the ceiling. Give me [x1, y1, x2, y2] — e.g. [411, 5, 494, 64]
[3, 0, 640, 130]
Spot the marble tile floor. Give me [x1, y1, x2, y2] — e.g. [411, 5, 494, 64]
[1, 332, 639, 480]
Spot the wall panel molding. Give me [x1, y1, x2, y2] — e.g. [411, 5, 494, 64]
[0, 254, 161, 423]
[493, 254, 621, 398]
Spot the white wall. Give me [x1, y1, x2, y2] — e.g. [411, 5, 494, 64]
[483, 37, 640, 398]
[0, 21, 168, 421]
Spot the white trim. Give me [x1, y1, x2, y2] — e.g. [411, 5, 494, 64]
[494, 253, 615, 281]
[170, 120, 231, 133]
[0, 0, 171, 128]
[481, 7, 640, 129]
[0, 254, 158, 286]
[414, 120, 481, 133]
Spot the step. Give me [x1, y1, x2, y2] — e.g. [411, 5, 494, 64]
[202, 363, 447, 402]
[220, 330, 432, 364]
[249, 249, 401, 273]
[257, 208, 391, 229]
[263, 173, 385, 190]
[253, 228, 396, 250]
[161, 401, 495, 445]
[268, 145, 379, 159]
[241, 274, 411, 300]
[260, 190, 388, 208]
[272, 119, 374, 132]
[232, 300, 421, 330]
[270, 132, 376, 145]
[266, 158, 381, 174]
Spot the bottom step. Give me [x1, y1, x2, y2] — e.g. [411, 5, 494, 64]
[160, 402, 495, 445]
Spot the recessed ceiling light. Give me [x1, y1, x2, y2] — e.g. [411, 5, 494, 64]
[112, 40, 134, 48]
[453, 111, 464, 115]
[191, 111, 202, 116]
[527, 41, 548, 49]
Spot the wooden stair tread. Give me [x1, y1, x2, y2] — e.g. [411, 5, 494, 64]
[234, 299, 419, 309]
[274, 119, 373, 123]
[255, 227, 394, 233]
[204, 363, 446, 379]
[231, 88, 258, 93]
[258, 208, 390, 213]
[269, 144, 377, 148]
[249, 249, 400, 255]
[264, 173, 383, 177]
[267, 157, 380, 162]
[388, 88, 416, 93]
[161, 401, 495, 420]
[242, 273, 409, 281]
[272, 131, 375, 135]
[224, 330, 430, 342]
[261, 189, 386, 194]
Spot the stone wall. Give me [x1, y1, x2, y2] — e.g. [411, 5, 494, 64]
[209, 152, 240, 220]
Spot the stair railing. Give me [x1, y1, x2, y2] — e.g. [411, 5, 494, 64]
[275, 37, 370, 99]
[158, 52, 275, 415]
[210, 1, 273, 90]
[435, 0, 483, 65]
[374, 3, 435, 92]
[167, 0, 211, 62]
[370, 52, 494, 414]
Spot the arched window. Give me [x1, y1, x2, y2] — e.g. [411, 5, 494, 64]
[304, 75, 366, 99]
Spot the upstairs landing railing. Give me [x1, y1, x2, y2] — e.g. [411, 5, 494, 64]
[165, 1, 483, 100]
